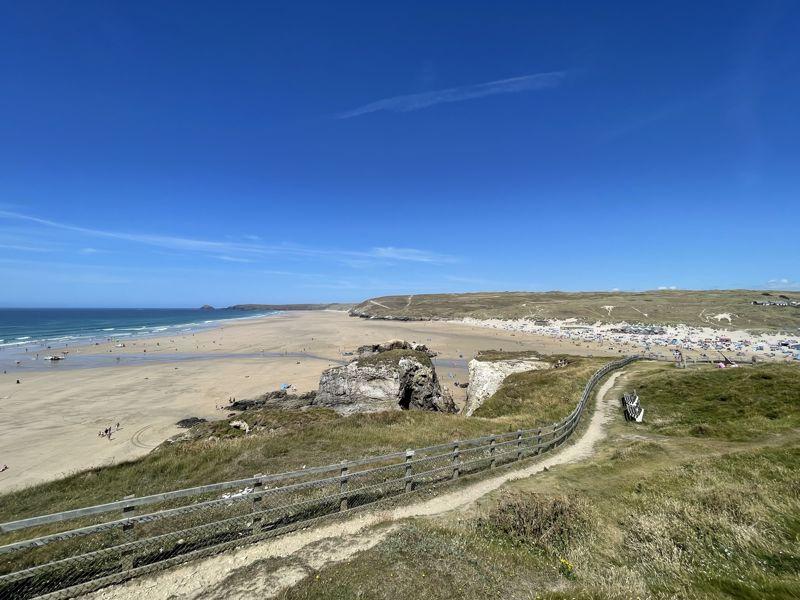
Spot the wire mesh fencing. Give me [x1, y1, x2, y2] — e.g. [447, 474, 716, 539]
[0, 356, 641, 599]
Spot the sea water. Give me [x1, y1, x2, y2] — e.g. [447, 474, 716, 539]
[0, 307, 276, 355]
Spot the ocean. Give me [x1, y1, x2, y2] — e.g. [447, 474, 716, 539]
[0, 308, 276, 352]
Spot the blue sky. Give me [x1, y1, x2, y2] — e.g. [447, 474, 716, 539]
[1, 1, 799, 307]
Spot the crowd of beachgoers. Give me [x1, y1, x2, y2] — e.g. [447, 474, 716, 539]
[458, 317, 800, 362]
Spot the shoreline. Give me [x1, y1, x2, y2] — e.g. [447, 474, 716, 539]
[0, 309, 281, 369]
[5, 309, 792, 492]
[0, 310, 622, 491]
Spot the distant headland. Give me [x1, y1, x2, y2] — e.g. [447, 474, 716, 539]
[227, 303, 354, 312]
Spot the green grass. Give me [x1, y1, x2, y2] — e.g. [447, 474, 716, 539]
[350, 289, 800, 332]
[281, 443, 800, 600]
[278, 362, 800, 600]
[473, 356, 606, 423]
[0, 354, 598, 524]
[630, 363, 800, 440]
[356, 348, 432, 369]
[473, 349, 545, 362]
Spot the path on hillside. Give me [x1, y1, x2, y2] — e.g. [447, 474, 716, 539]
[86, 370, 629, 600]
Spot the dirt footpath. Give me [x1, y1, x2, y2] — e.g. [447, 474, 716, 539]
[86, 371, 627, 600]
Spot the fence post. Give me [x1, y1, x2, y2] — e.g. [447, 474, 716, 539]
[536, 428, 542, 455]
[120, 494, 135, 571]
[251, 473, 263, 535]
[516, 430, 523, 460]
[340, 462, 349, 511]
[489, 436, 496, 468]
[405, 449, 415, 492]
[452, 443, 460, 479]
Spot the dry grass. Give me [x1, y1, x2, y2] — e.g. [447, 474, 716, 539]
[280, 364, 800, 600]
[350, 289, 800, 332]
[474, 349, 546, 362]
[473, 356, 607, 424]
[356, 348, 432, 368]
[281, 443, 800, 600]
[0, 354, 599, 523]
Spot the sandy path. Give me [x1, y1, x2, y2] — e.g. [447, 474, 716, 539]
[0, 311, 617, 491]
[86, 370, 626, 600]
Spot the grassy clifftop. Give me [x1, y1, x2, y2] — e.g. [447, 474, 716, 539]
[356, 348, 433, 369]
[0, 353, 598, 523]
[351, 290, 800, 331]
[283, 362, 800, 600]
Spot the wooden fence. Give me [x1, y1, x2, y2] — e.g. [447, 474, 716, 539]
[0, 356, 641, 599]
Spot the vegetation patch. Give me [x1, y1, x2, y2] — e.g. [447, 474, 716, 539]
[281, 361, 800, 599]
[282, 444, 800, 600]
[356, 349, 432, 369]
[476, 490, 591, 556]
[473, 357, 607, 423]
[351, 290, 800, 332]
[473, 349, 545, 362]
[630, 363, 800, 440]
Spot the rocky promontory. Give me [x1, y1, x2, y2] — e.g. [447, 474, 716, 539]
[316, 341, 456, 415]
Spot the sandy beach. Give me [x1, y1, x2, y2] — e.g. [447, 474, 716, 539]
[0, 310, 622, 491]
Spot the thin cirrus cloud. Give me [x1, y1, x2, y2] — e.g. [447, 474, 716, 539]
[0, 210, 456, 266]
[371, 246, 456, 263]
[766, 278, 800, 290]
[337, 71, 567, 119]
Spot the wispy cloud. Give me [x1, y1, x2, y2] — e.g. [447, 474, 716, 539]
[765, 278, 800, 290]
[0, 210, 456, 267]
[371, 247, 455, 263]
[338, 71, 566, 119]
[657, 285, 678, 290]
[214, 255, 254, 263]
[0, 242, 53, 253]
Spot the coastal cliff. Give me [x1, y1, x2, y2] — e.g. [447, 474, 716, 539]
[464, 356, 551, 416]
[316, 342, 456, 415]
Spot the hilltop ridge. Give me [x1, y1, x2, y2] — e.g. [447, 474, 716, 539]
[350, 290, 800, 332]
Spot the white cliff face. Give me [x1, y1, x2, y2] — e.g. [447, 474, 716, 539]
[464, 358, 550, 416]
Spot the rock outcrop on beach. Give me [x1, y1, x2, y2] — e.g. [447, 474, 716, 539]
[229, 390, 317, 411]
[464, 356, 551, 416]
[316, 343, 456, 415]
[176, 417, 207, 428]
[355, 339, 436, 358]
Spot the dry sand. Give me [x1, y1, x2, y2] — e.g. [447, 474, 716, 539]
[0, 310, 617, 491]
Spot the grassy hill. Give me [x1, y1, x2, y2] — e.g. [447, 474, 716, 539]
[283, 362, 800, 600]
[350, 290, 800, 332]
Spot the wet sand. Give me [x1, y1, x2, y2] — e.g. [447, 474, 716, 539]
[0, 310, 618, 491]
